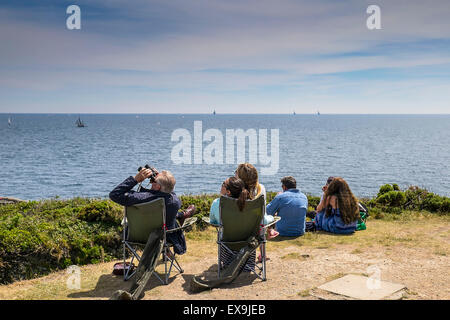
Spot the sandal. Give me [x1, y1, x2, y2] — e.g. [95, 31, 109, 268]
[267, 230, 279, 239]
[257, 254, 270, 263]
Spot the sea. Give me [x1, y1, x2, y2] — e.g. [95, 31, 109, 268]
[1, 114, 449, 200]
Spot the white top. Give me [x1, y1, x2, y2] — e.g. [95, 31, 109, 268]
[258, 183, 267, 206]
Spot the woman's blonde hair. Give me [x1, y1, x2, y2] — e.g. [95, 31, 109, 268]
[235, 163, 261, 199]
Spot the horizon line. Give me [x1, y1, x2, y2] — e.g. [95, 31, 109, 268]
[1, 112, 449, 116]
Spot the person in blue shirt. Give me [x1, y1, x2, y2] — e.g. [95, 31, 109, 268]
[266, 176, 308, 237]
[314, 177, 359, 234]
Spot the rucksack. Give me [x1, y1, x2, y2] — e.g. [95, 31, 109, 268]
[112, 262, 135, 276]
[356, 203, 369, 231]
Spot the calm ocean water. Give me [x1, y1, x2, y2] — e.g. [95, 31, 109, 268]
[1, 114, 449, 200]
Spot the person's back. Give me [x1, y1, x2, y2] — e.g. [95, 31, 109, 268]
[266, 176, 308, 237]
[314, 177, 359, 235]
[109, 169, 186, 254]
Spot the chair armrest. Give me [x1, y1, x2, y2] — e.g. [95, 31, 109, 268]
[202, 216, 220, 228]
[166, 217, 198, 233]
[261, 216, 281, 230]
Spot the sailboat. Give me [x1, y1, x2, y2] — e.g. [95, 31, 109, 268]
[8, 117, 12, 126]
[293, 110, 296, 115]
[76, 116, 85, 127]
[213, 109, 216, 115]
[317, 110, 320, 116]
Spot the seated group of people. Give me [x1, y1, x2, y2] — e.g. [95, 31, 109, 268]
[109, 162, 361, 259]
[209, 163, 360, 238]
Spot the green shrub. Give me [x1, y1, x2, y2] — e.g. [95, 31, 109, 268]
[307, 195, 321, 209]
[421, 193, 450, 213]
[370, 184, 449, 214]
[403, 186, 449, 213]
[76, 200, 123, 224]
[377, 184, 394, 197]
[0, 198, 123, 284]
[376, 190, 406, 208]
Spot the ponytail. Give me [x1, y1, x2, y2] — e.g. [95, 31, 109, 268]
[237, 188, 249, 211]
[224, 176, 250, 211]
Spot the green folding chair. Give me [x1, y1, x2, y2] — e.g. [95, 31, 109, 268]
[122, 198, 197, 284]
[204, 195, 280, 281]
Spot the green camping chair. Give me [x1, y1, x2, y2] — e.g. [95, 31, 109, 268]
[122, 198, 197, 284]
[204, 195, 280, 281]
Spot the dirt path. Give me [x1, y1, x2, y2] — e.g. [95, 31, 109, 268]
[1, 218, 449, 300]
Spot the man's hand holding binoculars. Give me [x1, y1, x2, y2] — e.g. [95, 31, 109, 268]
[135, 167, 159, 183]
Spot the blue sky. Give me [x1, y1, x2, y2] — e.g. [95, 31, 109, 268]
[1, 0, 450, 113]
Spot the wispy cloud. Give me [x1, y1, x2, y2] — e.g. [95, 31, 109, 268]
[1, 0, 450, 113]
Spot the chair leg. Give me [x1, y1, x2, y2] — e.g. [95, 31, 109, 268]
[218, 244, 221, 278]
[164, 247, 169, 285]
[123, 243, 141, 281]
[123, 242, 127, 281]
[162, 246, 184, 285]
[261, 243, 267, 281]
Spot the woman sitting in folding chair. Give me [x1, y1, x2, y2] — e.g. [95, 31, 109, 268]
[235, 163, 279, 240]
[209, 176, 272, 272]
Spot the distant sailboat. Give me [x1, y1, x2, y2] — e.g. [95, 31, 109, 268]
[213, 109, 216, 115]
[76, 116, 85, 127]
[317, 111, 320, 116]
[8, 117, 12, 126]
[293, 110, 296, 115]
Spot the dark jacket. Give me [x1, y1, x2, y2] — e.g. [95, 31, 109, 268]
[109, 176, 186, 254]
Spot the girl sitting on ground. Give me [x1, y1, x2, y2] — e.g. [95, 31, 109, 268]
[314, 177, 360, 234]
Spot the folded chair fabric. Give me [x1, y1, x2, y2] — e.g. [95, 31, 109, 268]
[190, 236, 259, 293]
[110, 228, 164, 300]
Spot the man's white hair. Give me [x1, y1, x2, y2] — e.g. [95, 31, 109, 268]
[155, 170, 176, 193]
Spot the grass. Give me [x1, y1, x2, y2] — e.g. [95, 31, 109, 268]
[267, 212, 450, 255]
[0, 211, 448, 300]
[0, 184, 449, 287]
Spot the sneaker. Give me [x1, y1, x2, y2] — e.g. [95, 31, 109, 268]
[178, 205, 196, 227]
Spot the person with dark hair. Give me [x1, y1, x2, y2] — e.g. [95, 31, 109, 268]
[209, 176, 273, 271]
[234, 163, 278, 239]
[266, 176, 308, 237]
[306, 176, 334, 221]
[313, 177, 359, 234]
[209, 176, 273, 225]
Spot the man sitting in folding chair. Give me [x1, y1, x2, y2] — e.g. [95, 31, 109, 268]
[109, 166, 196, 284]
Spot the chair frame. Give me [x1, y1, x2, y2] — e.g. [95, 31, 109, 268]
[122, 198, 196, 284]
[204, 195, 280, 281]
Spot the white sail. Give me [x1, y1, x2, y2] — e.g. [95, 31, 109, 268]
[76, 116, 85, 127]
